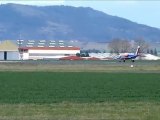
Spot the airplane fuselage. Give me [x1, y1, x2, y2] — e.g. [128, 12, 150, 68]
[114, 46, 140, 62]
[117, 54, 138, 62]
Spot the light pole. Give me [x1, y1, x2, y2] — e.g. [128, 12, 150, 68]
[17, 34, 23, 60]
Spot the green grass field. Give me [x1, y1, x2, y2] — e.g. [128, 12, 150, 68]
[0, 61, 160, 120]
[0, 72, 160, 103]
[0, 72, 160, 120]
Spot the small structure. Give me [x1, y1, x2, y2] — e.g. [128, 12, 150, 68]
[0, 40, 19, 60]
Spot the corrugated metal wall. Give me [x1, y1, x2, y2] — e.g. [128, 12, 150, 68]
[0, 51, 19, 60]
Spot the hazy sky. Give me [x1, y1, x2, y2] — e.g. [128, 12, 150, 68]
[1, 0, 160, 28]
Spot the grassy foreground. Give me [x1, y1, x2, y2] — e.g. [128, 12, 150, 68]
[0, 72, 160, 120]
[0, 60, 160, 72]
[0, 102, 160, 120]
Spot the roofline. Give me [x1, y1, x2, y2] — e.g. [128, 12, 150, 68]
[0, 50, 18, 52]
[19, 47, 80, 50]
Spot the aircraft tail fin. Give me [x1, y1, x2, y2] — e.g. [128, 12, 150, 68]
[135, 46, 140, 56]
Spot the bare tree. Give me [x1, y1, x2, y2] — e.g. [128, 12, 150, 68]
[108, 38, 131, 54]
[121, 39, 131, 53]
[108, 38, 121, 54]
[134, 38, 149, 53]
[132, 38, 149, 60]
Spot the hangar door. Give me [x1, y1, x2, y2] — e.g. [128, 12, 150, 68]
[0, 51, 19, 60]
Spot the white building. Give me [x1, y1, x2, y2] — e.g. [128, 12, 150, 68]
[19, 46, 80, 60]
[16, 40, 80, 60]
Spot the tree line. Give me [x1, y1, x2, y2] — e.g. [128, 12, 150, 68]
[108, 38, 158, 56]
[76, 38, 158, 57]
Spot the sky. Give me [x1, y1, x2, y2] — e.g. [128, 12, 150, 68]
[1, 0, 160, 28]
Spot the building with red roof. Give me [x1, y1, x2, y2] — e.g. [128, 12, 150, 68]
[18, 40, 80, 60]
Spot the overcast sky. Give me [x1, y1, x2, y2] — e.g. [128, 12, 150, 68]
[1, 0, 160, 28]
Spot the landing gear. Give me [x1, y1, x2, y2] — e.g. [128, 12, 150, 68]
[131, 60, 135, 62]
[123, 60, 125, 62]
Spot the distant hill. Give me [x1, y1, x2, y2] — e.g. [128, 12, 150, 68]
[0, 3, 160, 42]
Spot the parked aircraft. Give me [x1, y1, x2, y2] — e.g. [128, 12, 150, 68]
[115, 46, 140, 62]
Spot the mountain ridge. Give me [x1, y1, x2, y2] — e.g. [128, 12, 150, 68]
[0, 3, 160, 42]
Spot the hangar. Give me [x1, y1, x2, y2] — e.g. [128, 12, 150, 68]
[0, 40, 80, 60]
[0, 40, 19, 60]
[18, 40, 80, 60]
